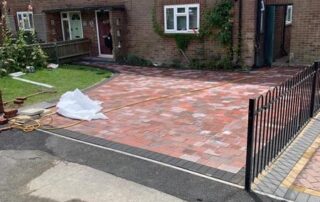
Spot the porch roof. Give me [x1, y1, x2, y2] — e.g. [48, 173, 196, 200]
[42, 5, 125, 13]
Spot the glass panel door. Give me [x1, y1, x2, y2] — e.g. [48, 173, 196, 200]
[69, 12, 83, 39]
[62, 19, 70, 40]
[61, 11, 83, 41]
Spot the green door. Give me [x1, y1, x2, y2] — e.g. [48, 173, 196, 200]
[264, 6, 276, 66]
[69, 12, 83, 40]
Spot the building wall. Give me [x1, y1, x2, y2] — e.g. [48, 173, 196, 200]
[8, 0, 319, 67]
[240, 0, 257, 67]
[284, 23, 291, 55]
[7, 0, 244, 65]
[46, 13, 63, 42]
[273, 6, 290, 60]
[127, 0, 225, 63]
[290, 0, 320, 65]
[81, 11, 99, 56]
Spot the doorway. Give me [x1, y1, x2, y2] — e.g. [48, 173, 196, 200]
[95, 10, 113, 58]
[61, 11, 84, 41]
[255, 4, 292, 67]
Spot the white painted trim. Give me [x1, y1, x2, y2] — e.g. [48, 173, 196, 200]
[98, 54, 114, 59]
[12, 77, 54, 88]
[95, 10, 114, 58]
[164, 4, 200, 34]
[61, 12, 68, 41]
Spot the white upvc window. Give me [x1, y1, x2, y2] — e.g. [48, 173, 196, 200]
[286, 5, 293, 25]
[164, 4, 200, 34]
[17, 11, 34, 31]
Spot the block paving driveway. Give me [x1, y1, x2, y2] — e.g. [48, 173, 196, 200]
[49, 64, 301, 174]
[294, 146, 320, 195]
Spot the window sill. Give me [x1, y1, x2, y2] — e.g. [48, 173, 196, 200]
[19, 29, 34, 32]
[164, 31, 199, 34]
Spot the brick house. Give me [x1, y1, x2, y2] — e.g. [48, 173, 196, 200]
[4, 0, 320, 67]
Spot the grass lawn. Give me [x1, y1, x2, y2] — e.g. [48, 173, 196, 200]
[1, 64, 112, 106]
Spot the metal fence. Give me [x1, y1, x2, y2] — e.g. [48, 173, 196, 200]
[245, 61, 320, 191]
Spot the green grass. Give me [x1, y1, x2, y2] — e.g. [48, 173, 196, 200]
[1, 65, 112, 106]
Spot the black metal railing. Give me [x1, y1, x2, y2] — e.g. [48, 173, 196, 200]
[245, 61, 320, 191]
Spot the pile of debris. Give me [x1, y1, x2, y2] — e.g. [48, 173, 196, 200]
[0, 89, 107, 133]
[0, 90, 56, 132]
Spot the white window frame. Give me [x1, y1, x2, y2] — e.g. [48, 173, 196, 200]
[60, 11, 84, 41]
[164, 4, 200, 34]
[260, 10, 265, 34]
[260, 0, 265, 33]
[286, 5, 293, 25]
[16, 11, 34, 31]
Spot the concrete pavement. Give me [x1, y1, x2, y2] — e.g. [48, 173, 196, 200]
[0, 150, 183, 202]
[0, 129, 279, 202]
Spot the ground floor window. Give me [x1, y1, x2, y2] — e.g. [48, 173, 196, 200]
[164, 4, 200, 34]
[61, 11, 84, 40]
[286, 5, 293, 25]
[17, 11, 34, 31]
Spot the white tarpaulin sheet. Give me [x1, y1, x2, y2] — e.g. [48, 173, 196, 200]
[57, 89, 107, 121]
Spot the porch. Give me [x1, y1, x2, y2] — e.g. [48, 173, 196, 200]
[255, 1, 293, 67]
[42, 5, 127, 60]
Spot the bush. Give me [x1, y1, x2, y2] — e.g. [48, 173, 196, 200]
[0, 30, 48, 75]
[118, 54, 153, 67]
[161, 59, 182, 68]
[189, 56, 233, 70]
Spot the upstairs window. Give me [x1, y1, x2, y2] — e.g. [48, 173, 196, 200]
[17, 11, 34, 31]
[286, 5, 293, 25]
[164, 4, 200, 34]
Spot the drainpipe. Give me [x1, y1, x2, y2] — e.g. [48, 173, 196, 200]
[281, 5, 288, 56]
[237, 0, 242, 66]
[253, 0, 262, 67]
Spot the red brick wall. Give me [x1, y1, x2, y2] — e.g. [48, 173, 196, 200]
[273, 6, 286, 59]
[284, 24, 291, 54]
[46, 13, 63, 42]
[290, 0, 320, 65]
[81, 11, 99, 56]
[110, 10, 127, 59]
[9, 0, 319, 67]
[7, 0, 237, 65]
[240, 0, 257, 66]
[265, 0, 293, 4]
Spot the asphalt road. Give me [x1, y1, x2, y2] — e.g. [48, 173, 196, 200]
[0, 129, 280, 202]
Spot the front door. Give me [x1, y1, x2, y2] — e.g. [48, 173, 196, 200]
[69, 12, 83, 40]
[264, 6, 276, 66]
[96, 11, 113, 56]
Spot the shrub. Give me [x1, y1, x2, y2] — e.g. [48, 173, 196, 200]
[118, 54, 153, 67]
[189, 56, 233, 70]
[0, 30, 47, 75]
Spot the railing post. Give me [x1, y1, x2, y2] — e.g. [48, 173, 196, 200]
[245, 99, 256, 191]
[310, 61, 319, 118]
[54, 42, 59, 64]
[0, 91, 4, 114]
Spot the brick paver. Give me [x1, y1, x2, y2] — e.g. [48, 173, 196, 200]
[254, 114, 320, 202]
[49, 64, 301, 174]
[294, 147, 320, 193]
